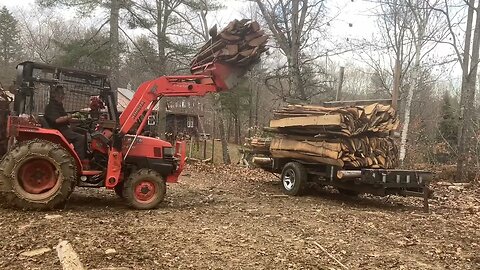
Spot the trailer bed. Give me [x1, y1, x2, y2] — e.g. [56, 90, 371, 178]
[253, 157, 433, 212]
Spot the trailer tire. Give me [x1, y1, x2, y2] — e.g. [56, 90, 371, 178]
[0, 139, 77, 210]
[123, 169, 166, 210]
[281, 162, 307, 196]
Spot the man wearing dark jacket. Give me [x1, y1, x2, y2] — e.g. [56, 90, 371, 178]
[44, 85, 86, 159]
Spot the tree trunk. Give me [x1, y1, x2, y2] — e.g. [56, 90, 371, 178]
[399, 43, 421, 165]
[227, 115, 232, 142]
[392, 41, 403, 111]
[287, 58, 306, 101]
[218, 111, 231, 164]
[234, 114, 239, 144]
[198, 7, 231, 164]
[457, 0, 480, 182]
[335, 67, 345, 101]
[156, 0, 167, 74]
[155, 1, 167, 138]
[399, 5, 428, 165]
[255, 83, 259, 129]
[109, 0, 120, 104]
[237, 114, 242, 144]
[248, 76, 254, 138]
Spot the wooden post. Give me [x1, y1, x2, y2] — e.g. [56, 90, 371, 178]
[211, 110, 216, 163]
[189, 137, 193, 158]
[335, 67, 345, 101]
[423, 185, 430, 213]
[203, 139, 207, 159]
[173, 114, 177, 141]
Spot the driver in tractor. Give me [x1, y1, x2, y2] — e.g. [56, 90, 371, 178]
[44, 85, 86, 160]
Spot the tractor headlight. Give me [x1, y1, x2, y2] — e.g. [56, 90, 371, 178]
[163, 147, 174, 157]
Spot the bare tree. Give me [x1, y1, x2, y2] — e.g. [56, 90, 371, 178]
[249, 0, 338, 102]
[38, 0, 127, 100]
[432, 0, 480, 181]
[398, 0, 448, 165]
[16, 7, 83, 64]
[125, 0, 187, 75]
[176, 0, 232, 163]
[371, 0, 448, 165]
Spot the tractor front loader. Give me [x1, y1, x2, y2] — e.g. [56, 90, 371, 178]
[0, 58, 243, 210]
[0, 19, 267, 210]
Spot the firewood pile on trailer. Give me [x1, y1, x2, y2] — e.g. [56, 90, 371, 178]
[262, 103, 400, 169]
[244, 137, 271, 153]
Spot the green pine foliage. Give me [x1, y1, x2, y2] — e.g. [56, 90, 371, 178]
[438, 91, 458, 145]
[0, 6, 21, 85]
[0, 6, 20, 64]
[53, 28, 114, 72]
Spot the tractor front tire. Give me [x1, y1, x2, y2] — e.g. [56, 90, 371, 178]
[0, 139, 77, 210]
[114, 181, 124, 198]
[123, 169, 166, 210]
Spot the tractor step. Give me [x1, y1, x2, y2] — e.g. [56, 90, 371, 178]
[81, 170, 103, 176]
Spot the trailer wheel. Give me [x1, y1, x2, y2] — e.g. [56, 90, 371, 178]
[0, 139, 77, 210]
[281, 162, 307, 196]
[123, 169, 166, 210]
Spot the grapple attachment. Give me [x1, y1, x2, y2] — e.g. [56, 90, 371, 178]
[190, 19, 269, 90]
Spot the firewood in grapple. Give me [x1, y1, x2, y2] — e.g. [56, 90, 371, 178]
[190, 19, 269, 70]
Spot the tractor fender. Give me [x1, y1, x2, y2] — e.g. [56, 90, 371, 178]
[15, 128, 82, 174]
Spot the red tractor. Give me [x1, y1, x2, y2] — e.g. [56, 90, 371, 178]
[0, 61, 244, 210]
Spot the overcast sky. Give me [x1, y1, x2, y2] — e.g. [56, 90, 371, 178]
[0, 0, 376, 38]
[0, 0, 379, 67]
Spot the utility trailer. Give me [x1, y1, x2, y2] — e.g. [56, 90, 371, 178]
[251, 99, 434, 212]
[253, 157, 433, 212]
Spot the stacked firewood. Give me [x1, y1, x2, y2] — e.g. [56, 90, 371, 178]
[190, 19, 268, 69]
[244, 137, 271, 153]
[271, 103, 398, 136]
[268, 103, 399, 169]
[250, 137, 271, 149]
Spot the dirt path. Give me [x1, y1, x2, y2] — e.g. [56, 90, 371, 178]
[0, 164, 479, 269]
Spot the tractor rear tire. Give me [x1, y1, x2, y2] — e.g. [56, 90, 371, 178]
[122, 169, 166, 210]
[0, 139, 77, 210]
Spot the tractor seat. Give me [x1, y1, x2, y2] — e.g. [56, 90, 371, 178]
[37, 115, 51, 128]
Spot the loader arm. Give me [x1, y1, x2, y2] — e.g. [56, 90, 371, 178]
[105, 62, 243, 188]
[119, 62, 241, 136]
[118, 75, 216, 136]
